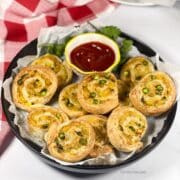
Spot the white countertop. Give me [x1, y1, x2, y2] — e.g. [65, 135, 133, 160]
[1, 4, 180, 180]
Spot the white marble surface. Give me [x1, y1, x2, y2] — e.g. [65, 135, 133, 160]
[1, 4, 180, 180]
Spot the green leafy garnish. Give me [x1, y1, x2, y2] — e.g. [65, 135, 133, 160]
[40, 36, 72, 57]
[98, 26, 121, 40]
[112, 39, 133, 73]
[120, 39, 133, 65]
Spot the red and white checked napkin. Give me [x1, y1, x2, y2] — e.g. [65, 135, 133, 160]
[0, 0, 118, 155]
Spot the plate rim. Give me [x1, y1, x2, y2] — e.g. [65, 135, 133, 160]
[1, 32, 177, 173]
[110, 0, 155, 6]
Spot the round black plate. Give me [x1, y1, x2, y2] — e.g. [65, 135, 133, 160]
[1, 32, 177, 174]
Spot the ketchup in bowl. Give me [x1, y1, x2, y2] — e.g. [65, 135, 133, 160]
[70, 42, 115, 72]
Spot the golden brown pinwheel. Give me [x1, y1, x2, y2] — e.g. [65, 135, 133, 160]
[12, 66, 58, 111]
[45, 120, 95, 162]
[27, 106, 69, 140]
[107, 106, 147, 152]
[31, 54, 72, 88]
[129, 71, 176, 116]
[58, 83, 87, 118]
[77, 72, 119, 114]
[120, 56, 155, 86]
[77, 115, 113, 158]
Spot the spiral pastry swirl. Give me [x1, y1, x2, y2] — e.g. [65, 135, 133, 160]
[31, 54, 72, 88]
[107, 106, 147, 152]
[120, 56, 155, 86]
[78, 72, 119, 114]
[59, 83, 87, 118]
[129, 71, 176, 116]
[45, 120, 95, 162]
[27, 106, 69, 140]
[12, 66, 58, 111]
[77, 115, 113, 158]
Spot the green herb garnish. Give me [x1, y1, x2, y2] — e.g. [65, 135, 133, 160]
[120, 39, 133, 65]
[98, 26, 121, 40]
[40, 36, 72, 57]
[79, 138, 87, 145]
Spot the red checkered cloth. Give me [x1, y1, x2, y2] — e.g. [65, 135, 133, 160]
[0, 0, 118, 154]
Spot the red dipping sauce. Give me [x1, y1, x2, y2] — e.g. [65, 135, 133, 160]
[70, 42, 115, 72]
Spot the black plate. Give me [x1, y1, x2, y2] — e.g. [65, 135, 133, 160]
[1, 32, 177, 174]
